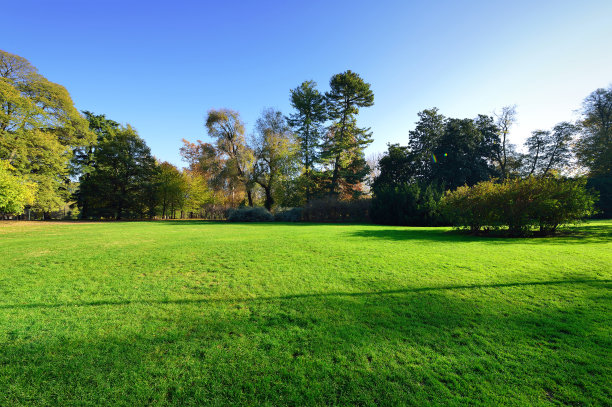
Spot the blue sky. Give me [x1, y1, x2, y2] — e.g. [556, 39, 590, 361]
[3, 0, 611, 167]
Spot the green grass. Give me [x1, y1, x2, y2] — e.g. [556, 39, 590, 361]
[0, 220, 610, 406]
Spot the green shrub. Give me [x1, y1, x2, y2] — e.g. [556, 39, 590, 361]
[227, 207, 274, 222]
[302, 198, 370, 223]
[441, 177, 597, 236]
[273, 208, 303, 222]
[370, 183, 447, 226]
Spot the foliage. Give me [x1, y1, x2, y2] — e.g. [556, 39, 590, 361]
[156, 162, 188, 218]
[523, 122, 577, 177]
[402, 109, 500, 189]
[76, 125, 158, 219]
[442, 177, 597, 235]
[251, 108, 300, 210]
[431, 116, 499, 190]
[370, 183, 446, 226]
[302, 197, 370, 222]
[574, 85, 612, 176]
[586, 175, 612, 218]
[273, 207, 303, 222]
[226, 206, 274, 222]
[372, 144, 413, 188]
[0, 221, 610, 405]
[406, 108, 446, 182]
[287, 81, 327, 202]
[0, 50, 95, 212]
[323, 70, 374, 196]
[181, 171, 213, 216]
[0, 160, 36, 214]
[205, 109, 254, 206]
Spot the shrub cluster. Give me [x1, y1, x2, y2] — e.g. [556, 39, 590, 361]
[441, 177, 597, 235]
[227, 207, 274, 222]
[302, 198, 370, 222]
[273, 208, 303, 222]
[370, 183, 447, 226]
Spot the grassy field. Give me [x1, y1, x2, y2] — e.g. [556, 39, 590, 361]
[0, 220, 610, 406]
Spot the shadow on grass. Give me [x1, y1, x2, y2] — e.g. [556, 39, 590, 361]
[1, 277, 610, 405]
[2, 278, 609, 310]
[351, 223, 612, 244]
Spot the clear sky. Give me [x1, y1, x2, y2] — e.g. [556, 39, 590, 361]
[3, 0, 611, 167]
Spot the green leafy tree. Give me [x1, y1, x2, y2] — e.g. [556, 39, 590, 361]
[323, 70, 374, 196]
[406, 108, 446, 182]
[0, 50, 94, 214]
[0, 160, 36, 215]
[76, 125, 158, 219]
[182, 171, 213, 217]
[252, 108, 299, 210]
[431, 117, 499, 190]
[180, 139, 227, 205]
[287, 80, 327, 202]
[372, 144, 413, 188]
[156, 162, 187, 218]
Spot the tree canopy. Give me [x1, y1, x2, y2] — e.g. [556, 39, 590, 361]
[0, 49, 94, 213]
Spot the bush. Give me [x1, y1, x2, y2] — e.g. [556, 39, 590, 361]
[227, 207, 274, 222]
[441, 177, 597, 236]
[302, 198, 371, 223]
[370, 183, 447, 226]
[273, 208, 303, 222]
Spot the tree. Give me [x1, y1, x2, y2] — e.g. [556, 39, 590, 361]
[251, 108, 299, 210]
[180, 138, 227, 204]
[0, 160, 36, 216]
[323, 70, 374, 196]
[377, 110, 499, 192]
[431, 117, 499, 190]
[406, 108, 446, 182]
[287, 80, 327, 202]
[156, 162, 187, 218]
[0, 50, 94, 214]
[493, 105, 521, 179]
[524, 122, 576, 177]
[205, 109, 254, 206]
[72, 111, 120, 177]
[372, 144, 413, 189]
[76, 125, 158, 219]
[575, 85, 612, 176]
[182, 171, 213, 217]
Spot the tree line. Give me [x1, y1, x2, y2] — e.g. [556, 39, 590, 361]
[370, 88, 611, 225]
[1, 48, 610, 222]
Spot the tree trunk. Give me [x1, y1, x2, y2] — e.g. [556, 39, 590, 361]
[329, 154, 340, 195]
[264, 186, 274, 211]
[247, 189, 254, 207]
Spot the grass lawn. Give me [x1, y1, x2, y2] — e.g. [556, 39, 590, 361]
[0, 220, 610, 406]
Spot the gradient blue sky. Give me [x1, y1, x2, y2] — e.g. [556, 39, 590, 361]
[3, 0, 611, 167]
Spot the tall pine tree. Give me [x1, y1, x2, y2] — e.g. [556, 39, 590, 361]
[323, 70, 374, 197]
[287, 81, 327, 202]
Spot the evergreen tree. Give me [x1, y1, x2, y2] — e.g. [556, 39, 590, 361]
[323, 70, 374, 197]
[76, 126, 158, 219]
[287, 81, 327, 202]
